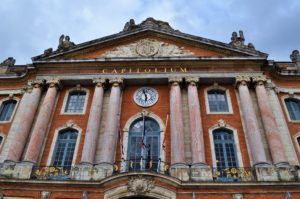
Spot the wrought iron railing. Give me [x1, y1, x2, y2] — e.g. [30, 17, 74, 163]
[112, 159, 170, 175]
[212, 167, 254, 182]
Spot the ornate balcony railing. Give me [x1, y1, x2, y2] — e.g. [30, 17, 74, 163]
[112, 159, 170, 175]
[31, 166, 71, 180]
[212, 167, 254, 182]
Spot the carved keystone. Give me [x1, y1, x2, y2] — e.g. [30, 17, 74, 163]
[128, 175, 155, 195]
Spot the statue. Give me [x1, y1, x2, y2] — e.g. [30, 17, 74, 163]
[290, 50, 300, 68]
[57, 34, 75, 51]
[43, 48, 53, 56]
[0, 57, 16, 67]
[229, 30, 255, 50]
[123, 19, 137, 31]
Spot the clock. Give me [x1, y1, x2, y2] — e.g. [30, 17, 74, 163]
[134, 87, 158, 107]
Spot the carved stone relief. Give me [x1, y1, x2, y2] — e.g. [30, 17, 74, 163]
[102, 38, 194, 58]
[127, 175, 155, 195]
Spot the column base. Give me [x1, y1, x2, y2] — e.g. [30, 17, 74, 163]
[169, 163, 190, 181]
[0, 160, 16, 178]
[253, 163, 279, 182]
[93, 162, 114, 180]
[71, 164, 93, 181]
[275, 163, 294, 181]
[190, 163, 212, 182]
[12, 161, 34, 179]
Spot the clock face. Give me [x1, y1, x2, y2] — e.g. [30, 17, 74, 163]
[134, 87, 158, 107]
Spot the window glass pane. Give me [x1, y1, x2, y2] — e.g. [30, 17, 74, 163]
[285, 98, 300, 120]
[208, 90, 229, 112]
[297, 137, 300, 148]
[0, 100, 17, 121]
[0, 136, 3, 145]
[213, 128, 238, 171]
[52, 129, 78, 170]
[127, 117, 160, 170]
[65, 91, 86, 113]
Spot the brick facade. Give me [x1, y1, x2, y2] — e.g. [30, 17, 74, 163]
[0, 18, 300, 198]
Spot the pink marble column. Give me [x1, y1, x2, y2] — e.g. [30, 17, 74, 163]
[254, 77, 288, 166]
[186, 77, 206, 165]
[98, 78, 122, 164]
[80, 79, 105, 165]
[169, 77, 186, 165]
[4, 80, 43, 162]
[236, 76, 268, 165]
[24, 79, 60, 163]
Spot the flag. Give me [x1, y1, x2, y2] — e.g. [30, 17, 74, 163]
[141, 112, 146, 149]
[162, 114, 169, 151]
[118, 128, 124, 156]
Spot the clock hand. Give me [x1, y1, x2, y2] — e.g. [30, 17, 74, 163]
[143, 89, 148, 101]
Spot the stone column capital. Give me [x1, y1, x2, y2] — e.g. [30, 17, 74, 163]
[185, 77, 199, 86]
[109, 78, 123, 87]
[253, 75, 267, 86]
[93, 78, 106, 87]
[235, 75, 251, 87]
[46, 79, 61, 89]
[169, 77, 183, 86]
[29, 79, 44, 88]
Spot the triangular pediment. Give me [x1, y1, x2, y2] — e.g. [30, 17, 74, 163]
[32, 18, 267, 61]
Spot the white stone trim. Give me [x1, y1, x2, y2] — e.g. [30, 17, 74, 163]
[60, 86, 89, 115]
[0, 96, 20, 123]
[0, 132, 5, 152]
[281, 94, 300, 123]
[208, 122, 244, 168]
[294, 133, 300, 154]
[104, 184, 176, 199]
[46, 121, 82, 166]
[204, 84, 233, 114]
[121, 111, 166, 171]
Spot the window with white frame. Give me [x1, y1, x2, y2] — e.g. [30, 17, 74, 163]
[285, 98, 300, 120]
[207, 89, 229, 112]
[64, 91, 86, 113]
[0, 99, 17, 121]
[51, 128, 78, 170]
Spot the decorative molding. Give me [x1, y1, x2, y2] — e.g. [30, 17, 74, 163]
[232, 193, 243, 199]
[102, 38, 193, 58]
[128, 175, 155, 195]
[93, 78, 106, 87]
[235, 75, 251, 86]
[168, 77, 183, 86]
[41, 191, 51, 199]
[46, 79, 61, 89]
[185, 77, 199, 86]
[252, 75, 267, 85]
[217, 119, 227, 128]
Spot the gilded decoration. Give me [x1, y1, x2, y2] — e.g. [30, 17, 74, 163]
[127, 175, 155, 195]
[102, 38, 193, 58]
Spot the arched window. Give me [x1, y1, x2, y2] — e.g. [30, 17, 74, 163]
[213, 128, 238, 171]
[127, 117, 160, 171]
[207, 89, 229, 112]
[65, 91, 86, 113]
[0, 99, 17, 121]
[285, 98, 300, 120]
[51, 128, 78, 169]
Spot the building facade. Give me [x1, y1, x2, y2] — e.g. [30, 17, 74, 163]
[0, 18, 300, 198]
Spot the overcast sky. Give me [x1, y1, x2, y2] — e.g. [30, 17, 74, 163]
[1, 0, 299, 64]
